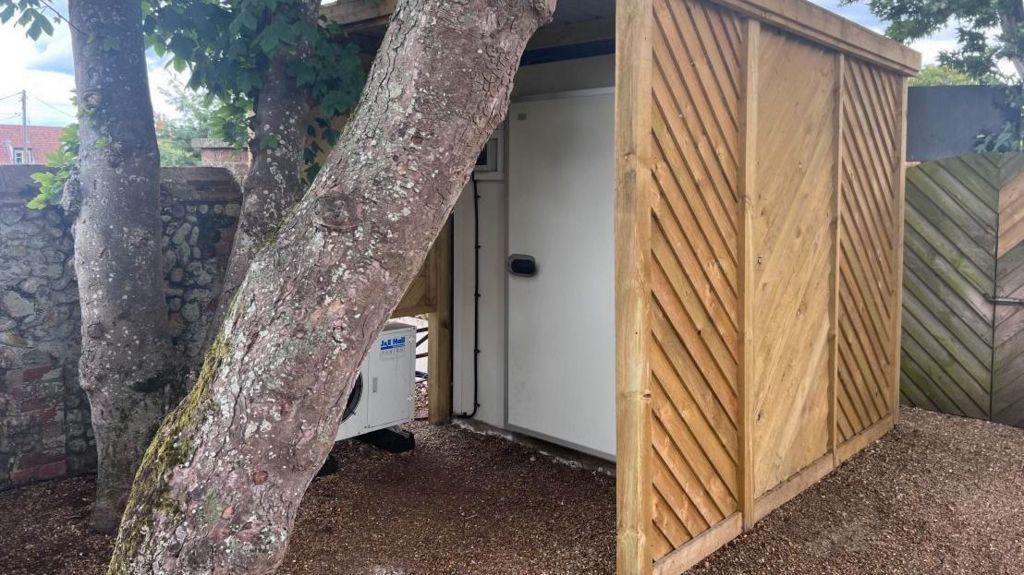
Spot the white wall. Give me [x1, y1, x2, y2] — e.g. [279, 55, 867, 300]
[451, 54, 615, 432]
[452, 178, 508, 427]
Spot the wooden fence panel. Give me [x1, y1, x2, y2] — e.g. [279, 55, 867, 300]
[616, 1, 916, 571]
[993, 154, 1024, 426]
[750, 27, 836, 498]
[646, 0, 743, 560]
[835, 58, 904, 443]
[899, 156, 999, 419]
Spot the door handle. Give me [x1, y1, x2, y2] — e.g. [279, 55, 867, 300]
[507, 254, 537, 277]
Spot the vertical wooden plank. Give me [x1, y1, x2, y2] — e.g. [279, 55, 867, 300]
[428, 219, 453, 424]
[616, 0, 655, 572]
[993, 155, 1024, 427]
[829, 53, 845, 464]
[750, 28, 836, 499]
[889, 77, 908, 424]
[737, 16, 759, 532]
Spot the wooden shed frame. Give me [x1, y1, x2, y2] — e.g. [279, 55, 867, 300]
[333, 0, 919, 572]
[615, 0, 917, 572]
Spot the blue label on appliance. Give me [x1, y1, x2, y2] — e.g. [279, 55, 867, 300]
[380, 336, 407, 352]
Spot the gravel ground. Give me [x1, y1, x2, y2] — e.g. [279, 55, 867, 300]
[691, 407, 1024, 575]
[0, 407, 1022, 575]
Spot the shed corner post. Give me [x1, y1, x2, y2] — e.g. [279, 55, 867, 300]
[427, 218, 453, 424]
[888, 76, 910, 427]
[737, 15, 760, 533]
[828, 51, 846, 469]
[615, 0, 656, 573]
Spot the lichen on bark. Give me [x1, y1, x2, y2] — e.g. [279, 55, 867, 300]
[68, 0, 179, 534]
[107, 336, 229, 574]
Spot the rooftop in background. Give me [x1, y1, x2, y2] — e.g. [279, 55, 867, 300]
[0, 124, 65, 166]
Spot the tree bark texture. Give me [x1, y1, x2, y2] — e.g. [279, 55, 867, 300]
[204, 0, 320, 355]
[68, 0, 177, 533]
[998, 0, 1024, 79]
[108, 0, 555, 573]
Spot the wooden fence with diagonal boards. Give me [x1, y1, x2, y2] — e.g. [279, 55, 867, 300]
[901, 153, 1024, 428]
[616, 1, 915, 573]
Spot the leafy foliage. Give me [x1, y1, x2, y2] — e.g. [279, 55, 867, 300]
[142, 0, 365, 180]
[4, 0, 365, 185]
[911, 64, 982, 86]
[975, 120, 1023, 151]
[0, 0, 53, 39]
[28, 123, 79, 209]
[156, 83, 250, 166]
[847, 0, 1023, 82]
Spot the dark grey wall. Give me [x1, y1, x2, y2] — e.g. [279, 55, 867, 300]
[907, 86, 1019, 162]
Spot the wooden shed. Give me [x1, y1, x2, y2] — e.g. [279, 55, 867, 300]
[331, 0, 919, 572]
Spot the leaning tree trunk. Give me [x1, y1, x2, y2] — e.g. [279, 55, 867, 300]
[108, 0, 554, 572]
[204, 0, 319, 353]
[999, 0, 1024, 79]
[68, 0, 177, 533]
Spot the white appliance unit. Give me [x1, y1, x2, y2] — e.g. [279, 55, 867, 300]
[336, 323, 417, 441]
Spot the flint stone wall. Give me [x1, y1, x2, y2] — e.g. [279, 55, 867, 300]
[0, 166, 241, 490]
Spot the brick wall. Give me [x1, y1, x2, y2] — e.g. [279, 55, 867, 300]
[0, 166, 241, 490]
[192, 138, 250, 183]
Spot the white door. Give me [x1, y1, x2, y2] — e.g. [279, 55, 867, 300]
[506, 90, 616, 460]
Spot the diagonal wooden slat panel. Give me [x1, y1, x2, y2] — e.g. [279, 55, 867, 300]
[646, 0, 742, 559]
[899, 154, 1001, 422]
[836, 59, 903, 441]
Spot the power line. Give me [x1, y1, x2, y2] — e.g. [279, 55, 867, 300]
[0, 92, 21, 103]
[30, 95, 77, 119]
[36, 0, 83, 35]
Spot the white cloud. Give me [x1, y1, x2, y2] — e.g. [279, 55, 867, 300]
[0, 17, 185, 127]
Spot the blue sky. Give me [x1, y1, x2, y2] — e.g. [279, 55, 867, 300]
[0, 0, 968, 127]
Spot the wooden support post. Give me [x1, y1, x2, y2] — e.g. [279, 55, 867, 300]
[829, 53, 845, 466]
[889, 78, 909, 424]
[615, 0, 655, 573]
[737, 17, 760, 532]
[428, 219, 453, 424]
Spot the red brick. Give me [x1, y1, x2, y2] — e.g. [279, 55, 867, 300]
[17, 452, 64, 468]
[20, 397, 57, 412]
[37, 460, 67, 480]
[22, 364, 56, 382]
[10, 467, 38, 485]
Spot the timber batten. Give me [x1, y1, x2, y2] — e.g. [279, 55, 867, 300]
[615, 0, 915, 571]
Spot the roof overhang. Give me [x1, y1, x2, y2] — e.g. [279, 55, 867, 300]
[323, 0, 919, 75]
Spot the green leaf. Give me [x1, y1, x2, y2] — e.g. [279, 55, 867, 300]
[26, 16, 43, 39]
[0, 3, 17, 23]
[37, 14, 52, 35]
[257, 27, 280, 53]
[16, 8, 34, 27]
